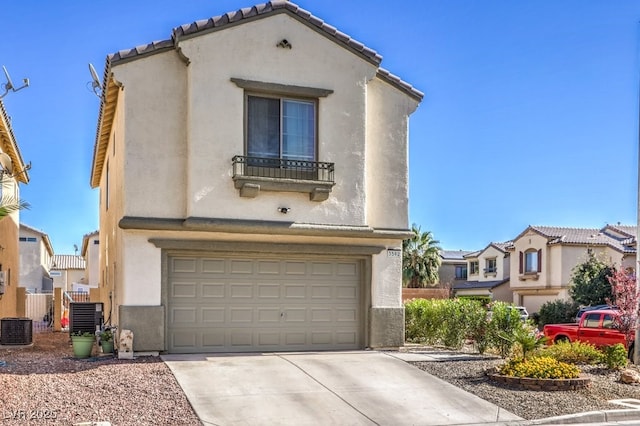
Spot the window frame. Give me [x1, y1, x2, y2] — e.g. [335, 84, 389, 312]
[455, 264, 468, 280]
[244, 92, 319, 163]
[469, 261, 479, 275]
[524, 249, 538, 273]
[485, 258, 497, 274]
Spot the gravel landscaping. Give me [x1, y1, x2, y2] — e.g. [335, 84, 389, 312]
[5, 333, 640, 424]
[409, 348, 640, 421]
[0, 332, 200, 425]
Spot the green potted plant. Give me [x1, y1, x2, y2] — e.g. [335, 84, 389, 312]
[70, 331, 95, 359]
[99, 328, 115, 354]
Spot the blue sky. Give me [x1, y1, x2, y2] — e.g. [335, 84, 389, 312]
[2, 0, 639, 254]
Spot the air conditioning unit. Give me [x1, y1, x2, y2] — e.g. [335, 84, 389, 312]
[69, 302, 103, 335]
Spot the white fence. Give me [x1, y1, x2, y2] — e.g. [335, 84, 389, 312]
[24, 293, 53, 333]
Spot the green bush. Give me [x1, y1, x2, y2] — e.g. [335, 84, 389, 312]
[602, 344, 628, 370]
[499, 356, 580, 379]
[488, 301, 524, 358]
[537, 299, 579, 327]
[404, 298, 487, 349]
[543, 341, 603, 365]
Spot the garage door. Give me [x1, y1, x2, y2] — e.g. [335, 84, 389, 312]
[167, 255, 362, 353]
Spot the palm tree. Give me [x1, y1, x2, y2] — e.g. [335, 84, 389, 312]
[0, 196, 29, 220]
[402, 224, 442, 288]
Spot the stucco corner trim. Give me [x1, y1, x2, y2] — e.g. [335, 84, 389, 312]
[230, 78, 333, 98]
[119, 216, 412, 240]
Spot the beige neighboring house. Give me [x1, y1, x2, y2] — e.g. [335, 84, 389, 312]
[451, 242, 513, 303]
[0, 98, 30, 318]
[19, 224, 54, 293]
[89, 1, 422, 353]
[438, 250, 473, 286]
[50, 255, 87, 292]
[507, 225, 636, 314]
[81, 231, 99, 287]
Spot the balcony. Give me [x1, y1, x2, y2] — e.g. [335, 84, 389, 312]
[232, 156, 335, 201]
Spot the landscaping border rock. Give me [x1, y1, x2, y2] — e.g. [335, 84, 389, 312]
[487, 372, 591, 391]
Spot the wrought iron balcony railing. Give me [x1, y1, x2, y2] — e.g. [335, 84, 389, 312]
[232, 155, 335, 183]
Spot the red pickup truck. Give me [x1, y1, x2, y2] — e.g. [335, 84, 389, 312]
[543, 310, 634, 353]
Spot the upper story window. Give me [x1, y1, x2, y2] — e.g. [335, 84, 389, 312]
[519, 249, 542, 275]
[524, 250, 538, 273]
[19, 237, 37, 242]
[469, 261, 479, 275]
[230, 78, 335, 201]
[455, 265, 468, 280]
[485, 258, 497, 274]
[247, 95, 316, 162]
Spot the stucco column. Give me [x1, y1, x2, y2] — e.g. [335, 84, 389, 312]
[53, 287, 62, 332]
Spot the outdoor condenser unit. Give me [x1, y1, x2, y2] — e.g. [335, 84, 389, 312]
[69, 302, 103, 335]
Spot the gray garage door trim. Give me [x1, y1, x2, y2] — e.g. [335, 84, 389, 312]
[164, 251, 367, 354]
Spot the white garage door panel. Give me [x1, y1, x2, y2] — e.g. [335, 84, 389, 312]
[167, 256, 362, 353]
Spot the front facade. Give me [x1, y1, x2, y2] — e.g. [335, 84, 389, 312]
[452, 243, 513, 302]
[90, 2, 422, 353]
[0, 99, 29, 317]
[508, 225, 636, 314]
[18, 224, 54, 293]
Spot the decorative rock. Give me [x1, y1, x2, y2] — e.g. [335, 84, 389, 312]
[487, 373, 590, 391]
[118, 329, 134, 360]
[620, 369, 640, 384]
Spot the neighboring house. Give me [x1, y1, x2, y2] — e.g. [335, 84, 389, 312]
[0, 99, 30, 318]
[81, 231, 99, 287]
[438, 250, 473, 286]
[507, 225, 636, 314]
[89, 2, 422, 353]
[50, 255, 87, 292]
[451, 242, 513, 303]
[19, 224, 54, 293]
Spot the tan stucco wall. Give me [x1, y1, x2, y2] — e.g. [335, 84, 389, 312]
[52, 269, 86, 292]
[477, 246, 507, 282]
[0, 213, 20, 317]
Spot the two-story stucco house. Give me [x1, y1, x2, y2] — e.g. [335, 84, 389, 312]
[437, 250, 472, 286]
[19, 224, 54, 293]
[89, 1, 422, 353]
[451, 242, 513, 303]
[0, 99, 30, 317]
[507, 225, 636, 314]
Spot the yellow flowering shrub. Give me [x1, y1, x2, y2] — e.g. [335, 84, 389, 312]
[499, 356, 580, 379]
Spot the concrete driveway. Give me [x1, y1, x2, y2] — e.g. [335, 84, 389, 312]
[162, 351, 522, 425]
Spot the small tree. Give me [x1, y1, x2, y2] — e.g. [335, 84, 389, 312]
[607, 268, 639, 350]
[402, 224, 442, 288]
[569, 253, 613, 306]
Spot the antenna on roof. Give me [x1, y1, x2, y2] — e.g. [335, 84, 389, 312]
[0, 66, 29, 99]
[87, 63, 102, 98]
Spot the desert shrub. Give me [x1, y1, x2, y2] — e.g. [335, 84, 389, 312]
[488, 301, 524, 358]
[602, 343, 628, 370]
[537, 299, 579, 327]
[405, 298, 438, 343]
[503, 324, 547, 361]
[543, 341, 603, 365]
[499, 356, 580, 379]
[404, 298, 486, 348]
